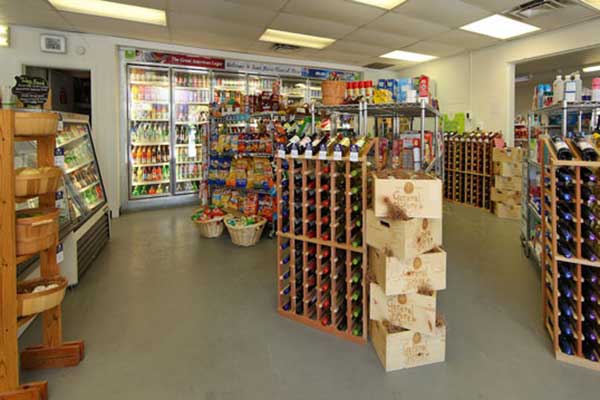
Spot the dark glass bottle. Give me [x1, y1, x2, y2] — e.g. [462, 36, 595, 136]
[552, 136, 573, 160]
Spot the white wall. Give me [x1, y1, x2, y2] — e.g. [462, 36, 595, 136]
[0, 25, 376, 217]
[398, 17, 600, 144]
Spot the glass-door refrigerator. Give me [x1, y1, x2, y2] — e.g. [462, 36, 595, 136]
[281, 77, 309, 107]
[172, 68, 209, 195]
[127, 65, 172, 199]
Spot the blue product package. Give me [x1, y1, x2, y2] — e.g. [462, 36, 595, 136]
[387, 79, 398, 101]
[377, 79, 387, 90]
[397, 78, 412, 103]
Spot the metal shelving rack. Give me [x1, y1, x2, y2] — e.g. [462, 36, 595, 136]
[523, 101, 600, 266]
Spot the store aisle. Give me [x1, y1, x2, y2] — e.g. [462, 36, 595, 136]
[20, 203, 600, 400]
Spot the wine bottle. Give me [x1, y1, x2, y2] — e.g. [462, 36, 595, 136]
[559, 297, 576, 318]
[581, 167, 597, 183]
[582, 242, 599, 262]
[280, 240, 290, 250]
[559, 335, 575, 355]
[352, 305, 362, 318]
[320, 278, 331, 294]
[583, 344, 600, 362]
[583, 267, 598, 283]
[559, 278, 575, 299]
[558, 262, 573, 279]
[282, 301, 291, 312]
[556, 168, 573, 184]
[559, 316, 576, 337]
[583, 284, 599, 303]
[320, 312, 331, 326]
[583, 304, 599, 322]
[321, 296, 331, 311]
[336, 317, 348, 331]
[352, 324, 363, 337]
[556, 222, 574, 242]
[556, 203, 574, 222]
[573, 135, 598, 161]
[583, 323, 598, 343]
[557, 240, 574, 258]
[552, 136, 574, 160]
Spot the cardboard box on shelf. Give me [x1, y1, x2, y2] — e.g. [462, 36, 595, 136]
[493, 202, 521, 220]
[370, 282, 437, 334]
[490, 188, 521, 205]
[492, 147, 524, 163]
[366, 210, 442, 260]
[494, 176, 522, 192]
[370, 318, 446, 372]
[493, 162, 523, 177]
[369, 246, 446, 296]
[372, 171, 442, 219]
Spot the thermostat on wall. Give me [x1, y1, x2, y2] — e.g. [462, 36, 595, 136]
[40, 34, 66, 54]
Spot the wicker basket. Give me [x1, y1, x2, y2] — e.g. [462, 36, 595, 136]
[15, 208, 59, 256]
[15, 112, 59, 137]
[194, 216, 225, 238]
[225, 216, 267, 247]
[322, 81, 346, 105]
[15, 167, 63, 198]
[17, 275, 68, 317]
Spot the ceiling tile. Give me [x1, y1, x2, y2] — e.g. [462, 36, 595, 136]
[283, 0, 385, 26]
[269, 13, 358, 40]
[428, 29, 500, 50]
[223, 0, 289, 9]
[520, 4, 597, 30]
[170, 30, 255, 53]
[460, 0, 529, 13]
[168, 0, 277, 25]
[393, 0, 492, 28]
[60, 12, 170, 42]
[312, 49, 373, 65]
[364, 12, 450, 39]
[362, 56, 416, 70]
[343, 28, 418, 49]
[112, 0, 167, 8]
[0, 0, 73, 30]
[168, 12, 266, 38]
[400, 40, 465, 57]
[388, 60, 420, 71]
[325, 39, 393, 57]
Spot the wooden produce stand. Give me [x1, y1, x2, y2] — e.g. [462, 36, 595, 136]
[540, 137, 600, 372]
[0, 110, 84, 400]
[275, 140, 376, 344]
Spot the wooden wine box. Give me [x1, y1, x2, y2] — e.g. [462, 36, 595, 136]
[369, 246, 446, 296]
[372, 171, 442, 219]
[370, 318, 446, 372]
[492, 147, 524, 163]
[493, 202, 521, 220]
[366, 209, 442, 260]
[490, 188, 521, 205]
[370, 282, 437, 334]
[493, 162, 522, 177]
[494, 176, 522, 192]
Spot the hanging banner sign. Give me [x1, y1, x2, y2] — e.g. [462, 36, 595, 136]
[302, 68, 359, 81]
[225, 60, 303, 76]
[123, 49, 225, 69]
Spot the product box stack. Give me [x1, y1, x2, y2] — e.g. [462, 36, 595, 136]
[491, 147, 524, 220]
[366, 170, 446, 372]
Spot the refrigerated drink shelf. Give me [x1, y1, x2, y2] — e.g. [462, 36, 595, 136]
[177, 178, 202, 183]
[132, 179, 170, 186]
[57, 133, 87, 148]
[65, 159, 94, 174]
[78, 181, 100, 193]
[130, 81, 169, 87]
[132, 162, 170, 167]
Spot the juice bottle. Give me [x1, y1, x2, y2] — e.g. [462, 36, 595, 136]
[140, 146, 147, 164]
[146, 147, 152, 164]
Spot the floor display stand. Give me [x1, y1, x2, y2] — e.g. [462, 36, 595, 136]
[0, 110, 84, 400]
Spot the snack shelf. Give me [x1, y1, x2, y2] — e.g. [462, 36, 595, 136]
[64, 159, 94, 174]
[132, 180, 170, 186]
[78, 181, 100, 193]
[57, 133, 87, 148]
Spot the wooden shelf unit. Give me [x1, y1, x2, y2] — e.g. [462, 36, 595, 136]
[275, 145, 374, 344]
[540, 137, 600, 372]
[0, 110, 84, 400]
[443, 133, 495, 209]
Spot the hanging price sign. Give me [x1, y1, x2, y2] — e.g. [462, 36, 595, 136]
[56, 243, 64, 264]
[349, 144, 359, 162]
[277, 144, 286, 158]
[305, 143, 313, 159]
[318, 144, 327, 160]
[291, 144, 299, 158]
[333, 144, 343, 161]
[54, 147, 65, 168]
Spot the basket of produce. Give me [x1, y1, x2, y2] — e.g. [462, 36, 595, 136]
[15, 166, 63, 198]
[191, 206, 226, 238]
[15, 208, 59, 256]
[224, 215, 267, 247]
[17, 275, 68, 317]
[322, 80, 346, 105]
[15, 112, 59, 136]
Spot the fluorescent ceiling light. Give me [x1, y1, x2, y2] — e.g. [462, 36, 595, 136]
[48, 0, 167, 26]
[0, 25, 8, 47]
[583, 65, 600, 73]
[380, 50, 437, 62]
[350, 0, 407, 10]
[460, 14, 539, 39]
[581, 0, 600, 11]
[259, 29, 335, 49]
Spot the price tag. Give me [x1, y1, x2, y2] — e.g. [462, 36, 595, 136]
[277, 144, 286, 159]
[333, 144, 343, 161]
[318, 144, 327, 160]
[291, 144, 299, 158]
[349, 144, 359, 162]
[55, 190, 65, 209]
[187, 127, 197, 158]
[57, 119, 64, 132]
[56, 243, 64, 264]
[305, 143, 313, 159]
[54, 147, 64, 168]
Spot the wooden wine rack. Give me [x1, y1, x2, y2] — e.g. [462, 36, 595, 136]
[541, 137, 600, 372]
[275, 141, 375, 344]
[443, 133, 495, 209]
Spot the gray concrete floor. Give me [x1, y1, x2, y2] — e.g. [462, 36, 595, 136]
[20, 203, 600, 400]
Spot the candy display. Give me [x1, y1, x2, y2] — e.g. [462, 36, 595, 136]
[191, 206, 226, 222]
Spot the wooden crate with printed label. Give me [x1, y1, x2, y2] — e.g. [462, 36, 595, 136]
[369, 246, 446, 296]
[493, 162, 522, 177]
[494, 175, 522, 191]
[493, 202, 521, 220]
[372, 170, 442, 219]
[490, 187, 521, 205]
[366, 210, 442, 260]
[492, 147, 523, 163]
[370, 282, 437, 334]
[370, 318, 446, 372]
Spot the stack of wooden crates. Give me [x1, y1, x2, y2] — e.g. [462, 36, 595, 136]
[366, 170, 447, 371]
[491, 147, 523, 219]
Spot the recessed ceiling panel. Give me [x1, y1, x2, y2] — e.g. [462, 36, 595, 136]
[168, 12, 266, 38]
[343, 28, 418, 48]
[269, 13, 358, 39]
[325, 39, 393, 57]
[428, 29, 500, 50]
[168, 0, 277, 25]
[401, 40, 465, 57]
[364, 12, 450, 38]
[60, 12, 170, 41]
